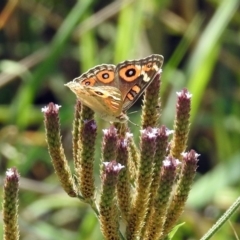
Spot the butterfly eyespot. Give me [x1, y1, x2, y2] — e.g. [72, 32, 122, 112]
[119, 65, 140, 82]
[95, 91, 104, 96]
[102, 73, 109, 79]
[146, 63, 152, 68]
[82, 78, 95, 86]
[96, 70, 114, 83]
[125, 68, 136, 77]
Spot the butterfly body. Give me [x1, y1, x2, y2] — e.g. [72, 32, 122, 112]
[65, 54, 164, 122]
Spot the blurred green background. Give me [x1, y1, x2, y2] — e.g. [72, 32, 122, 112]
[0, 0, 240, 239]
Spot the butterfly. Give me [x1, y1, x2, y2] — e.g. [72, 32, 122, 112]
[65, 54, 164, 122]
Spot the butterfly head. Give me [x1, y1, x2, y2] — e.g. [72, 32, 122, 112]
[65, 81, 127, 122]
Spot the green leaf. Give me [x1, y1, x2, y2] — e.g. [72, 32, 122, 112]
[168, 222, 185, 239]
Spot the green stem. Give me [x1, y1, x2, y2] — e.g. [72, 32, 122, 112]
[200, 197, 240, 240]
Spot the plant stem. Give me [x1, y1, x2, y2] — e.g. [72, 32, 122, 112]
[200, 197, 240, 240]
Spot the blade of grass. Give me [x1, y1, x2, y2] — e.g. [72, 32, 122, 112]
[199, 197, 240, 240]
[73, 0, 134, 38]
[213, 111, 232, 162]
[186, 0, 240, 122]
[161, 14, 203, 94]
[114, 0, 145, 62]
[79, 15, 98, 71]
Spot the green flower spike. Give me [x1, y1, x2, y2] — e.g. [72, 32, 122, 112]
[141, 126, 172, 237]
[72, 99, 81, 169]
[99, 160, 125, 240]
[3, 168, 20, 240]
[141, 71, 162, 128]
[127, 133, 140, 182]
[77, 119, 97, 200]
[42, 103, 77, 197]
[144, 156, 179, 240]
[170, 89, 192, 160]
[116, 137, 131, 221]
[102, 126, 118, 162]
[127, 127, 157, 240]
[80, 104, 95, 122]
[150, 126, 172, 200]
[161, 150, 199, 239]
[113, 122, 128, 138]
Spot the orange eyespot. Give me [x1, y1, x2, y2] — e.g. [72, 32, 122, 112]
[82, 78, 96, 86]
[119, 65, 141, 82]
[96, 70, 114, 83]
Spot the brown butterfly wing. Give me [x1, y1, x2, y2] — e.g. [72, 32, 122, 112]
[66, 64, 124, 122]
[115, 54, 164, 111]
[73, 64, 117, 87]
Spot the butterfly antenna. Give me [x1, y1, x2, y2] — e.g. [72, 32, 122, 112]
[127, 118, 139, 127]
[126, 110, 140, 127]
[128, 110, 139, 115]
